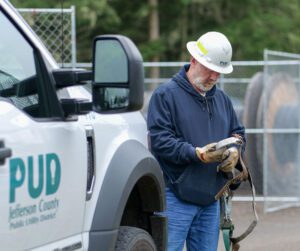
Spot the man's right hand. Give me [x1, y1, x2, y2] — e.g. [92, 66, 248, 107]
[196, 143, 225, 163]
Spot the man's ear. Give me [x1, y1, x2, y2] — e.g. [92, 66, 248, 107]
[191, 57, 197, 65]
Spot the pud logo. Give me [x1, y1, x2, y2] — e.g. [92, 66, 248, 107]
[9, 153, 61, 203]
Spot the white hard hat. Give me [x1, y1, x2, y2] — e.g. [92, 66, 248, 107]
[186, 31, 233, 74]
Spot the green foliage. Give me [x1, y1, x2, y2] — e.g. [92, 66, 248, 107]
[10, 0, 300, 61]
[218, 0, 300, 59]
[140, 39, 165, 61]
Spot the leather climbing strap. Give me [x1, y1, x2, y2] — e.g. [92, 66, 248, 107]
[217, 149, 259, 251]
[215, 148, 249, 201]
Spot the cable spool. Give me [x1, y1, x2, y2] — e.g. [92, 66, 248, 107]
[273, 105, 299, 164]
[243, 72, 264, 193]
[255, 73, 299, 194]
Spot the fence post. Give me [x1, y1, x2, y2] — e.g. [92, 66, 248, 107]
[71, 6, 76, 68]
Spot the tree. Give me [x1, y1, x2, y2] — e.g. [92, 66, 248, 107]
[10, 0, 300, 61]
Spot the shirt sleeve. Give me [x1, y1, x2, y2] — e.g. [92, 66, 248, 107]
[147, 89, 199, 165]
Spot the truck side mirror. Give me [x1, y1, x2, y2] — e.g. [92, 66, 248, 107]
[92, 35, 144, 113]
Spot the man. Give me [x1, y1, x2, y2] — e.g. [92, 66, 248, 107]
[147, 31, 245, 251]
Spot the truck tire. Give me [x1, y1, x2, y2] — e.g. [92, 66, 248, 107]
[115, 226, 157, 251]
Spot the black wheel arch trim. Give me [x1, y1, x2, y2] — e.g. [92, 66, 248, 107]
[90, 139, 165, 232]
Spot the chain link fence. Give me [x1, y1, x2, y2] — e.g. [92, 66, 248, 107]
[18, 7, 76, 67]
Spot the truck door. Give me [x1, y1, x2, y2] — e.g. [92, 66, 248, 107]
[0, 7, 87, 251]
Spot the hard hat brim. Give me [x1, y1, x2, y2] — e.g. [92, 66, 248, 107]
[186, 41, 233, 74]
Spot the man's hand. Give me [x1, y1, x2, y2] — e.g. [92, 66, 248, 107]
[217, 146, 239, 172]
[232, 133, 244, 145]
[196, 143, 225, 163]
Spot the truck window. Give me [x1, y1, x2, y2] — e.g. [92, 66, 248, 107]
[0, 10, 39, 115]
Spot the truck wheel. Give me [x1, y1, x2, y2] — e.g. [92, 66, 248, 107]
[115, 226, 157, 251]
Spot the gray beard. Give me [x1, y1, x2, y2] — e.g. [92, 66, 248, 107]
[193, 77, 214, 92]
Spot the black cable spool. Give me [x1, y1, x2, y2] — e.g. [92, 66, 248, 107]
[243, 72, 264, 194]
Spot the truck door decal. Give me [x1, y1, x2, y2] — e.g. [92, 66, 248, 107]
[8, 153, 61, 230]
[10, 153, 61, 203]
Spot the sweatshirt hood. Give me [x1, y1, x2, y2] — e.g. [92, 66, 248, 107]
[173, 64, 216, 100]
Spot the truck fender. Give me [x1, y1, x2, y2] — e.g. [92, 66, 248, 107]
[88, 139, 165, 251]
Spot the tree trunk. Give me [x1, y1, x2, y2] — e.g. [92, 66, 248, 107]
[180, 5, 188, 62]
[148, 0, 160, 91]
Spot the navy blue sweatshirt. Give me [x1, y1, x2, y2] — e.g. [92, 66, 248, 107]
[147, 65, 245, 204]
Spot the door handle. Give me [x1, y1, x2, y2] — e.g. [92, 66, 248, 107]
[0, 140, 12, 165]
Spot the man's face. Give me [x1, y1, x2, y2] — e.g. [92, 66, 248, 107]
[192, 62, 220, 92]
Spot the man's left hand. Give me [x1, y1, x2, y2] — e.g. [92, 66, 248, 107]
[217, 146, 239, 173]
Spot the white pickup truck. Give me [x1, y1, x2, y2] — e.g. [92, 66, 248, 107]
[0, 0, 166, 250]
